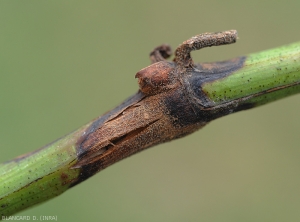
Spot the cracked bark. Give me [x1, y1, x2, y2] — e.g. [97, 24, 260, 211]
[72, 30, 244, 183]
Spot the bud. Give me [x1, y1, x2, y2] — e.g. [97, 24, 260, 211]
[135, 61, 176, 95]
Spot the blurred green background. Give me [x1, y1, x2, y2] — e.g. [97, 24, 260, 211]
[1, 1, 300, 221]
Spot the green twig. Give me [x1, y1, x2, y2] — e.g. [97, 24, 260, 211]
[1, 31, 299, 217]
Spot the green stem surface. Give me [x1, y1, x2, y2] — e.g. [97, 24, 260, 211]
[0, 124, 90, 216]
[202, 42, 300, 106]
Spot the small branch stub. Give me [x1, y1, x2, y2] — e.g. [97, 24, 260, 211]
[149, 44, 172, 63]
[174, 30, 238, 68]
[136, 30, 238, 95]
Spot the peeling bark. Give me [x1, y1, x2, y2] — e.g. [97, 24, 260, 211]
[71, 30, 246, 184]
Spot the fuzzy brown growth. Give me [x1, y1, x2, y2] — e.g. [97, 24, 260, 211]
[174, 30, 238, 68]
[72, 30, 246, 184]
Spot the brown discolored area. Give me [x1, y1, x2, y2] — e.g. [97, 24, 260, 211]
[60, 172, 73, 186]
[72, 58, 248, 184]
[60, 173, 68, 180]
[72, 88, 207, 184]
[71, 30, 248, 185]
[135, 61, 177, 95]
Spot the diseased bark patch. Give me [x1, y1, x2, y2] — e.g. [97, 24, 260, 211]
[71, 57, 248, 185]
[71, 30, 248, 185]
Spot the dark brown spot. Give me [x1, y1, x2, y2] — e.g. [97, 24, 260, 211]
[60, 173, 68, 180]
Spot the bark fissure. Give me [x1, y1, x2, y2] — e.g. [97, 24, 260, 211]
[70, 31, 249, 183]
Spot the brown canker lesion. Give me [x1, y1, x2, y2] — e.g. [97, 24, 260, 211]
[71, 30, 246, 185]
